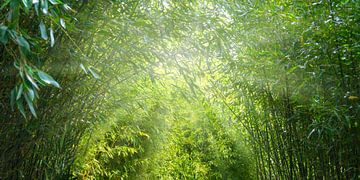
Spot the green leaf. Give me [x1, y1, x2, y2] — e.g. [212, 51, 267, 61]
[16, 99, 26, 118]
[88, 67, 100, 79]
[7, 30, 17, 40]
[21, 0, 32, 12]
[16, 84, 24, 100]
[34, 2, 39, 15]
[80, 64, 87, 74]
[27, 88, 35, 101]
[37, 70, 61, 88]
[0, 25, 8, 44]
[41, 0, 48, 14]
[14, 61, 20, 70]
[19, 70, 24, 79]
[26, 73, 39, 90]
[62, 4, 72, 11]
[24, 93, 37, 118]
[48, 0, 62, 5]
[16, 36, 30, 51]
[9, 1, 20, 28]
[287, 66, 298, 74]
[39, 21, 48, 40]
[49, 27, 55, 47]
[60, 18, 66, 29]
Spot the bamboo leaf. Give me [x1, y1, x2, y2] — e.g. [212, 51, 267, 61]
[9, 1, 20, 28]
[62, 4, 72, 11]
[24, 93, 37, 118]
[27, 88, 35, 101]
[49, 27, 55, 47]
[41, 0, 48, 14]
[16, 36, 30, 51]
[39, 21, 48, 40]
[88, 67, 100, 79]
[37, 70, 61, 88]
[0, 25, 8, 44]
[26, 73, 39, 90]
[16, 99, 26, 118]
[80, 63, 88, 74]
[60, 18, 66, 29]
[34, 1, 39, 15]
[16, 84, 24, 100]
[21, 0, 32, 12]
[48, 0, 61, 5]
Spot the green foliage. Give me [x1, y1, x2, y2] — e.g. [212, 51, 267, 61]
[74, 117, 151, 179]
[214, 0, 360, 179]
[149, 101, 255, 179]
[1, 0, 74, 118]
[1, 0, 359, 179]
[72, 78, 161, 179]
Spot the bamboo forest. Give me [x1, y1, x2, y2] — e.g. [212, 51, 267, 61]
[0, 0, 359, 179]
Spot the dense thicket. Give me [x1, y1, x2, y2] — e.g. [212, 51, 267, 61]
[1, 0, 359, 179]
[216, 1, 360, 179]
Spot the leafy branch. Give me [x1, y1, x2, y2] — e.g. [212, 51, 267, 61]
[1, 0, 73, 118]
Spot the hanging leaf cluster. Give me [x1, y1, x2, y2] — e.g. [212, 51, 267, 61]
[0, 0, 73, 118]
